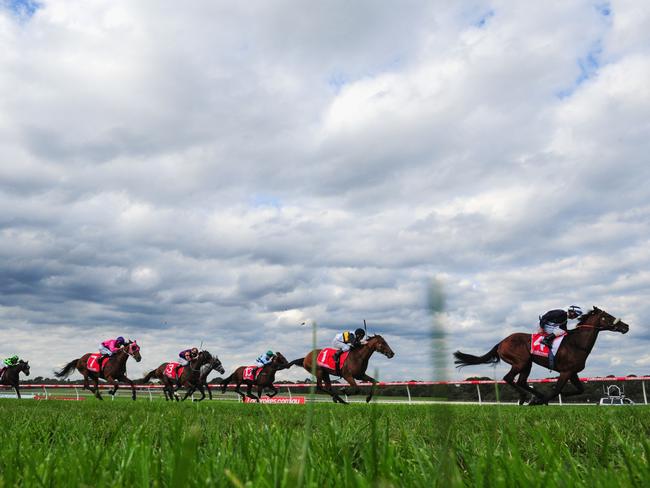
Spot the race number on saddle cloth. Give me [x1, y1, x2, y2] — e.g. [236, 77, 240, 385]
[164, 362, 184, 379]
[317, 348, 350, 371]
[86, 353, 110, 373]
[243, 366, 263, 381]
[531, 333, 565, 358]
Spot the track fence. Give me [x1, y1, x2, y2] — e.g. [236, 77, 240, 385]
[2, 376, 648, 404]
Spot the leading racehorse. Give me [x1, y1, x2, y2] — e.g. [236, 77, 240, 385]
[54, 341, 142, 400]
[453, 306, 629, 405]
[220, 352, 289, 402]
[0, 360, 30, 399]
[290, 335, 395, 404]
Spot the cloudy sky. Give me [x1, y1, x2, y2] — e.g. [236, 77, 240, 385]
[1, 0, 649, 385]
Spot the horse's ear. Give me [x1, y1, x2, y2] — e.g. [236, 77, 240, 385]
[592, 305, 600, 312]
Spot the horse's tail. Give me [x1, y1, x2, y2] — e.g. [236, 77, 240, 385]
[288, 357, 304, 368]
[453, 344, 500, 368]
[54, 358, 79, 379]
[141, 369, 157, 383]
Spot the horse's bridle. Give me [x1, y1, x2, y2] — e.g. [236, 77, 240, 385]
[576, 311, 621, 330]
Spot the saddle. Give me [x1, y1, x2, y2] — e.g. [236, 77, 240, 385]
[164, 362, 184, 379]
[87, 354, 109, 373]
[243, 366, 263, 381]
[316, 348, 350, 374]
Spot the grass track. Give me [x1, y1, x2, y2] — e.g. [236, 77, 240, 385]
[1, 400, 649, 487]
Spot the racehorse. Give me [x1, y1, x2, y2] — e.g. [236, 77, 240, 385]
[0, 360, 30, 399]
[220, 352, 289, 402]
[453, 306, 629, 405]
[289, 335, 395, 404]
[199, 354, 225, 400]
[142, 350, 215, 401]
[54, 341, 142, 400]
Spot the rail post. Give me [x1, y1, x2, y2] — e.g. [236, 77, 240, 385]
[148, 388, 153, 402]
[287, 386, 293, 400]
[476, 384, 482, 405]
[643, 381, 648, 405]
[558, 394, 562, 405]
[42, 385, 48, 400]
[406, 383, 412, 405]
[74, 385, 79, 401]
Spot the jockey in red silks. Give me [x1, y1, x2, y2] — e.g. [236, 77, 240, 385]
[97, 336, 127, 369]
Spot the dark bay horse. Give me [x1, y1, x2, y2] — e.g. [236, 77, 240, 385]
[453, 307, 629, 405]
[54, 341, 142, 400]
[290, 335, 395, 404]
[0, 360, 30, 399]
[142, 350, 215, 401]
[199, 354, 225, 400]
[220, 352, 289, 402]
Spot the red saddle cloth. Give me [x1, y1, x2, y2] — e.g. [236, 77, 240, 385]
[164, 362, 184, 379]
[531, 333, 565, 357]
[316, 348, 349, 371]
[87, 354, 109, 373]
[243, 366, 262, 381]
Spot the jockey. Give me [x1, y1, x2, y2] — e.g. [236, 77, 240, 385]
[256, 350, 275, 368]
[98, 336, 126, 369]
[176, 347, 199, 376]
[332, 328, 365, 364]
[178, 347, 199, 366]
[1, 355, 19, 379]
[540, 305, 582, 348]
[3, 355, 19, 367]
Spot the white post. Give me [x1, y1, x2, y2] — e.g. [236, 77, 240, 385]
[558, 393, 562, 405]
[642, 381, 648, 405]
[287, 386, 292, 400]
[74, 386, 79, 401]
[43, 386, 48, 400]
[148, 388, 153, 402]
[476, 384, 482, 405]
[406, 384, 412, 405]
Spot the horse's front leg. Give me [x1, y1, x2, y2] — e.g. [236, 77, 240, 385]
[194, 384, 206, 402]
[106, 375, 120, 397]
[14, 384, 21, 399]
[206, 382, 213, 400]
[266, 384, 279, 398]
[358, 374, 378, 403]
[119, 375, 137, 401]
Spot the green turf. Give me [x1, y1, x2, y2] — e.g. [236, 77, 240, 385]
[0, 400, 648, 487]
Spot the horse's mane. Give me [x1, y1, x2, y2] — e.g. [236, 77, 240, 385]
[577, 308, 598, 325]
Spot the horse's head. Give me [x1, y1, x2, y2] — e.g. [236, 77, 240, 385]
[272, 352, 289, 367]
[127, 341, 142, 362]
[209, 354, 225, 374]
[196, 350, 213, 367]
[366, 335, 395, 358]
[19, 360, 30, 376]
[579, 307, 629, 334]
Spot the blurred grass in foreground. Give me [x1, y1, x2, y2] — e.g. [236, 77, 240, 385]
[1, 401, 648, 487]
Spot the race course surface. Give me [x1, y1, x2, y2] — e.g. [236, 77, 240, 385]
[1, 400, 648, 487]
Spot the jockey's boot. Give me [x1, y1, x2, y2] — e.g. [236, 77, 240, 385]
[333, 350, 342, 375]
[98, 355, 108, 373]
[541, 333, 556, 348]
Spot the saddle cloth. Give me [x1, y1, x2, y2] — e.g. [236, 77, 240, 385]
[531, 333, 565, 358]
[316, 348, 349, 371]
